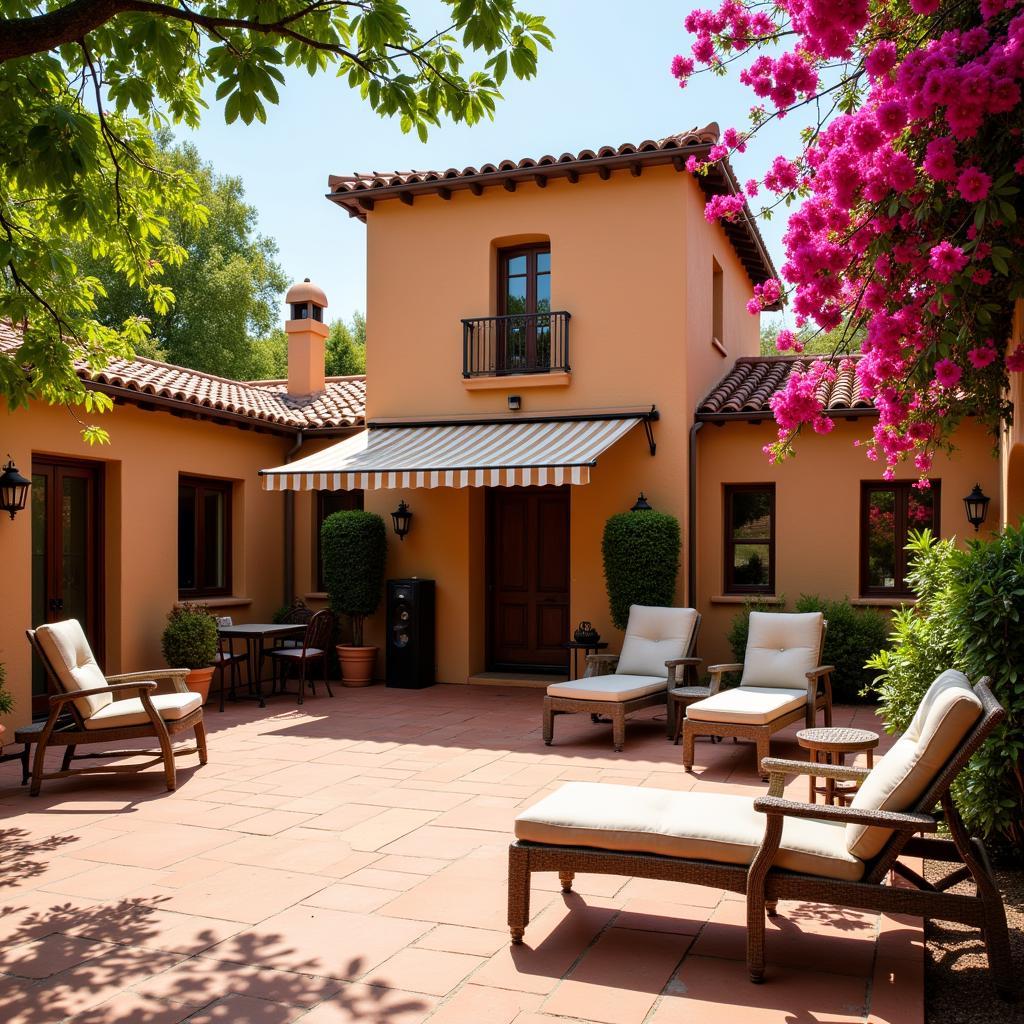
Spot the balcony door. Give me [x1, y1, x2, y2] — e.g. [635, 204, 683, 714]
[499, 244, 551, 373]
[487, 486, 569, 673]
[31, 458, 104, 715]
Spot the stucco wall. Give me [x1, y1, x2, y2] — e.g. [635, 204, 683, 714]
[695, 416, 1002, 666]
[0, 399, 290, 729]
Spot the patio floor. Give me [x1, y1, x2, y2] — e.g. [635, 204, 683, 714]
[0, 685, 921, 1024]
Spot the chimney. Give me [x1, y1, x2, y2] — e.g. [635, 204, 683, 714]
[284, 278, 329, 396]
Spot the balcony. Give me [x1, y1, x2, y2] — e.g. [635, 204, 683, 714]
[462, 311, 571, 379]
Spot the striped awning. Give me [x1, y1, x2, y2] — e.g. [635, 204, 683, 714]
[260, 416, 646, 491]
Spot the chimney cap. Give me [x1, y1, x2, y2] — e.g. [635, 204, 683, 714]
[286, 278, 328, 308]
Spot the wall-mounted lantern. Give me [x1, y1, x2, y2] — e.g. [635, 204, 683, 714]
[0, 458, 30, 520]
[630, 492, 653, 512]
[391, 500, 413, 541]
[963, 484, 990, 533]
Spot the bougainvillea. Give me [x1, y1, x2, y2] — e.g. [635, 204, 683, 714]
[673, 0, 1024, 479]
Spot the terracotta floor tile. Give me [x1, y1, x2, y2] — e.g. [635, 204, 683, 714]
[71, 904, 242, 956]
[0, 933, 109, 980]
[338, 808, 439, 852]
[73, 823, 233, 870]
[341, 866, 426, 892]
[65, 990, 190, 1023]
[868, 957, 924, 1024]
[413, 924, 509, 957]
[40, 862, 167, 902]
[377, 824, 505, 859]
[186, 994, 305, 1023]
[367, 946, 483, 995]
[612, 899, 715, 935]
[301, 882, 394, 914]
[542, 927, 691, 1024]
[226, 810, 315, 836]
[299, 983, 436, 1023]
[426, 984, 542, 1024]
[372, 854, 451, 876]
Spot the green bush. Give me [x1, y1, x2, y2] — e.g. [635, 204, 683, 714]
[867, 529, 1024, 854]
[161, 603, 218, 669]
[321, 509, 387, 647]
[726, 596, 888, 704]
[0, 662, 14, 716]
[601, 509, 680, 631]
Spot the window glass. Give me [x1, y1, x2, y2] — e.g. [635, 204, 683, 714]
[178, 477, 231, 596]
[724, 485, 775, 594]
[861, 482, 939, 595]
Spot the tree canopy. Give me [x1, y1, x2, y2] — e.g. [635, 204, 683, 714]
[255, 311, 366, 380]
[0, 1, 553, 441]
[674, 0, 1024, 479]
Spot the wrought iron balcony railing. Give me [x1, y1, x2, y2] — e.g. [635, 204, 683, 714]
[462, 311, 571, 378]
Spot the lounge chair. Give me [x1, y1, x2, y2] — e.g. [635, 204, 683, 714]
[26, 620, 207, 797]
[510, 671, 1014, 996]
[543, 606, 701, 751]
[683, 611, 832, 779]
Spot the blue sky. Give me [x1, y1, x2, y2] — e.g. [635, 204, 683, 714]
[177, 1, 802, 325]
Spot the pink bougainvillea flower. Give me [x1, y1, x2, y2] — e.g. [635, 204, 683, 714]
[956, 165, 992, 202]
[968, 344, 997, 369]
[933, 359, 963, 388]
[928, 241, 968, 282]
[1007, 348, 1024, 373]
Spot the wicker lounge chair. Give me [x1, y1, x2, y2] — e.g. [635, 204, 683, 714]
[683, 611, 833, 779]
[543, 606, 701, 752]
[26, 620, 207, 797]
[509, 672, 1014, 997]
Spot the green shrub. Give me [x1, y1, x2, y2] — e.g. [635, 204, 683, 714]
[161, 603, 218, 669]
[726, 596, 888, 704]
[0, 662, 14, 716]
[321, 509, 387, 647]
[601, 510, 680, 631]
[867, 528, 1024, 853]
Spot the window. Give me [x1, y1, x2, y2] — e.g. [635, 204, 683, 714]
[712, 257, 724, 354]
[178, 477, 232, 597]
[316, 489, 364, 591]
[861, 481, 940, 596]
[724, 484, 775, 594]
[499, 244, 552, 372]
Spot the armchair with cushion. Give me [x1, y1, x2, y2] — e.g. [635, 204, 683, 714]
[543, 605, 701, 751]
[682, 611, 832, 779]
[510, 671, 1014, 996]
[26, 620, 207, 797]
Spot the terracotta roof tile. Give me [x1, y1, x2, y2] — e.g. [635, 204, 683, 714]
[0, 323, 365, 432]
[698, 356, 873, 420]
[327, 125, 779, 299]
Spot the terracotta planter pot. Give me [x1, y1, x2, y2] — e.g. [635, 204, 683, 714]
[185, 666, 216, 704]
[337, 645, 377, 686]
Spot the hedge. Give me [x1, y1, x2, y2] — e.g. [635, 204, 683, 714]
[601, 510, 680, 631]
[321, 509, 387, 646]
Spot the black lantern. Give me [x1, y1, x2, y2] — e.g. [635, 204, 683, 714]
[630, 492, 653, 512]
[391, 500, 413, 540]
[963, 484, 990, 533]
[0, 458, 30, 520]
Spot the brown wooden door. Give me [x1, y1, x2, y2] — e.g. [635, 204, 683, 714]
[487, 487, 569, 672]
[31, 458, 104, 715]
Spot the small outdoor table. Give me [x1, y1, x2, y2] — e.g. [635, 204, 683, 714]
[797, 726, 879, 805]
[217, 623, 306, 708]
[561, 640, 609, 681]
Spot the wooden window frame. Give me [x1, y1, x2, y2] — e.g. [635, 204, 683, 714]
[712, 257, 725, 356]
[178, 475, 233, 598]
[859, 480, 941, 597]
[723, 483, 776, 595]
[315, 489, 364, 592]
[498, 242, 551, 317]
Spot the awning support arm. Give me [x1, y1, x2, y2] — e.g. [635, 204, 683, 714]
[644, 407, 657, 456]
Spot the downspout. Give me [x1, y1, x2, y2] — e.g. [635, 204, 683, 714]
[687, 421, 704, 607]
[283, 429, 304, 606]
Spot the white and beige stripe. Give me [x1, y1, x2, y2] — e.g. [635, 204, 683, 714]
[260, 417, 643, 491]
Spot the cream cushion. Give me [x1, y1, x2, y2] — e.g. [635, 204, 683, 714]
[616, 606, 697, 679]
[34, 620, 113, 719]
[547, 674, 667, 703]
[741, 612, 823, 689]
[685, 687, 806, 725]
[846, 670, 982, 859]
[84, 692, 202, 731]
[515, 782, 863, 882]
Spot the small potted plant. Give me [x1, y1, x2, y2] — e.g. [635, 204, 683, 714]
[321, 509, 387, 685]
[161, 603, 219, 703]
[0, 662, 14, 748]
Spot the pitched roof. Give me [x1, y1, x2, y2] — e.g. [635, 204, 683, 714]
[327, 125, 779, 301]
[697, 355, 873, 421]
[0, 323, 365, 433]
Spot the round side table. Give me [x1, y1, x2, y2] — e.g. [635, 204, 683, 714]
[796, 726, 879, 805]
[668, 685, 713, 743]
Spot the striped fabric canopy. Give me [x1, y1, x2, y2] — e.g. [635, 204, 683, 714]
[260, 416, 644, 490]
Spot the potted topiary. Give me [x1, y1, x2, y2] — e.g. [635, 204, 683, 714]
[321, 509, 387, 685]
[0, 662, 14, 749]
[161, 603, 219, 703]
[602, 506, 681, 630]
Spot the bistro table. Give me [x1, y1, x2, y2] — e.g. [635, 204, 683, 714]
[797, 726, 879, 805]
[217, 623, 307, 708]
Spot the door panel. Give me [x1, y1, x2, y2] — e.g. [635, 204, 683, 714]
[488, 487, 569, 671]
[31, 459, 103, 715]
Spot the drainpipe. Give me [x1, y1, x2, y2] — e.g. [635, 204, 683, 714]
[283, 430, 304, 606]
[687, 421, 704, 607]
